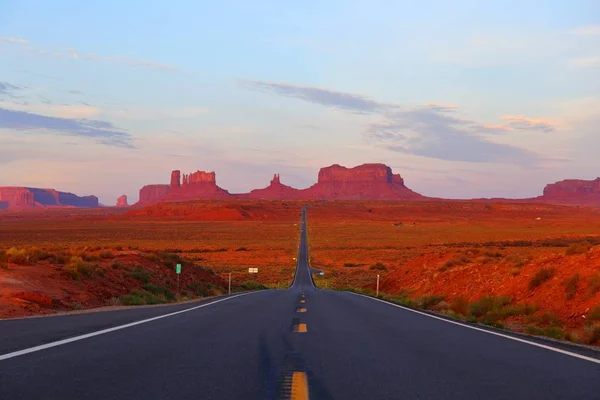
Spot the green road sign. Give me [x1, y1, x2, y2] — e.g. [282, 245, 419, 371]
[176, 263, 182, 274]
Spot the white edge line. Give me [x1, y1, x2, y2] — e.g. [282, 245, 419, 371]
[348, 292, 600, 365]
[0, 292, 257, 362]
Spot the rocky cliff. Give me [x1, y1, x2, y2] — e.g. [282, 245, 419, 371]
[136, 164, 426, 204]
[539, 178, 600, 206]
[305, 163, 423, 200]
[116, 195, 129, 207]
[0, 187, 99, 209]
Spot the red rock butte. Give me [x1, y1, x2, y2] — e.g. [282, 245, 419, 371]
[136, 163, 426, 205]
[0, 187, 99, 210]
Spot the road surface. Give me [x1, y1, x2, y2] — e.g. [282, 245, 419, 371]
[1, 208, 599, 399]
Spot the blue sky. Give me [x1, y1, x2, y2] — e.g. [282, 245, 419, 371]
[1, 1, 599, 204]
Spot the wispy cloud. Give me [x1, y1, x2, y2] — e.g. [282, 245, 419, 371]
[502, 115, 556, 132]
[240, 80, 393, 114]
[569, 56, 600, 68]
[570, 25, 600, 36]
[0, 107, 133, 148]
[243, 79, 545, 165]
[0, 82, 23, 97]
[0, 37, 28, 44]
[67, 90, 84, 95]
[2, 36, 177, 72]
[366, 108, 537, 165]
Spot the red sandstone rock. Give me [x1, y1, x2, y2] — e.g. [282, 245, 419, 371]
[539, 178, 600, 206]
[170, 170, 181, 188]
[0, 187, 98, 209]
[116, 195, 129, 207]
[138, 184, 170, 205]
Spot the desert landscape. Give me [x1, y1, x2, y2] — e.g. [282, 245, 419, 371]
[1, 164, 599, 346]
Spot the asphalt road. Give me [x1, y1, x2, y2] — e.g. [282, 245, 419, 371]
[1, 208, 599, 399]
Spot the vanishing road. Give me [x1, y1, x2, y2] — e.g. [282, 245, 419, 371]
[1, 208, 599, 399]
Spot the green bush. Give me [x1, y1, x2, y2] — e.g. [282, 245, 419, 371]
[544, 327, 565, 340]
[128, 268, 152, 284]
[120, 289, 163, 306]
[526, 326, 545, 336]
[470, 296, 512, 320]
[418, 295, 446, 310]
[562, 273, 580, 300]
[240, 281, 267, 291]
[143, 284, 176, 301]
[529, 268, 555, 290]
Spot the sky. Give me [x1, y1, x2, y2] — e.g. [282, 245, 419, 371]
[1, 0, 599, 205]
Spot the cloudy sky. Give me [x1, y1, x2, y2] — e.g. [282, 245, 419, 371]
[1, 1, 599, 204]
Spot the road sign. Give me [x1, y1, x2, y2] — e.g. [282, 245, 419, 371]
[176, 264, 182, 274]
[248, 268, 258, 274]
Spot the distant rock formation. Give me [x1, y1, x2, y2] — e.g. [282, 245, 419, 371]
[136, 164, 426, 205]
[116, 195, 129, 207]
[538, 178, 600, 206]
[0, 187, 99, 209]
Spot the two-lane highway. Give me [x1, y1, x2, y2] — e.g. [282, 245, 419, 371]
[1, 208, 599, 399]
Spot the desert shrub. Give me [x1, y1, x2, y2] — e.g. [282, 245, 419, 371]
[187, 281, 225, 297]
[119, 289, 163, 306]
[65, 256, 85, 280]
[470, 296, 512, 319]
[544, 327, 565, 340]
[79, 262, 94, 277]
[111, 261, 122, 269]
[450, 296, 470, 316]
[53, 251, 71, 265]
[440, 255, 471, 272]
[128, 268, 151, 284]
[588, 306, 600, 322]
[240, 281, 267, 291]
[480, 257, 495, 264]
[369, 262, 387, 271]
[419, 295, 446, 309]
[143, 253, 160, 262]
[235, 247, 249, 252]
[0, 250, 7, 270]
[95, 267, 105, 277]
[80, 253, 100, 262]
[7, 248, 28, 265]
[530, 311, 563, 327]
[562, 274, 580, 300]
[587, 274, 600, 296]
[143, 284, 176, 301]
[586, 324, 600, 344]
[99, 250, 115, 259]
[565, 243, 590, 256]
[343, 263, 362, 268]
[526, 326, 545, 336]
[115, 245, 123, 251]
[529, 268, 555, 290]
[484, 250, 504, 258]
[508, 254, 529, 268]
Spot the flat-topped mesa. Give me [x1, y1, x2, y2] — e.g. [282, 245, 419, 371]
[539, 177, 600, 206]
[182, 170, 216, 186]
[317, 163, 405, 186]
[0, 187, 98, 209]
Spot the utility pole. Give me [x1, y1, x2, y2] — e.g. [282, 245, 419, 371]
[376, 274, 380, 297]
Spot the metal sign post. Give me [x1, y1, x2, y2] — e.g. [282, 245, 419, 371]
[228, 272, 232, 295]
[176, 263, 181, 292]
[376, 274, 380, 297]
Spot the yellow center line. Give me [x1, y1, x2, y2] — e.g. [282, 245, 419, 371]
[297, 323, 308, 333]
[298, 308, 307, 313]
[300, 300, 306, 304]
[291, 371, 309, 400]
